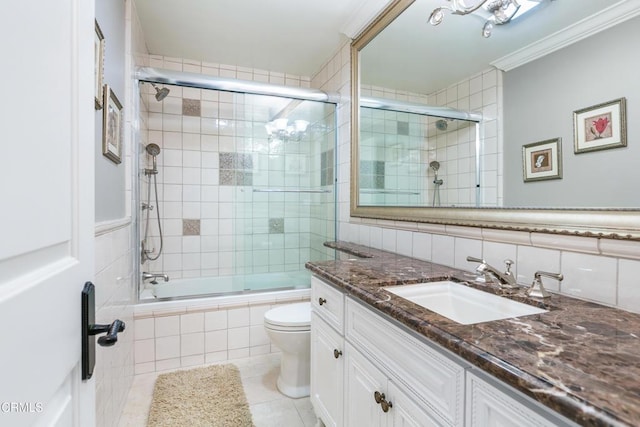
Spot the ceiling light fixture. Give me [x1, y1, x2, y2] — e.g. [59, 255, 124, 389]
[429, 0, 542, 38]
[265, 118, 309, 142]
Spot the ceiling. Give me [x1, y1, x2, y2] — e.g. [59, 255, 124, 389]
[133, 0, 381, 77]
[134, 0, 621, 94]
[360, 0, 617, 94]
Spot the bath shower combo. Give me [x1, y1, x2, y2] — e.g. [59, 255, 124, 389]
[135, 68, 338, 300]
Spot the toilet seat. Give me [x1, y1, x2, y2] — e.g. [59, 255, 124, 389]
[264, 302, 311, 332]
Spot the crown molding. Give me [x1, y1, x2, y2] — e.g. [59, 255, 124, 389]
[492, 0, 640, 71]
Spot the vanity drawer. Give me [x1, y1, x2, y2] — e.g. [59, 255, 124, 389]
[346, 297, 467, 427]
[311, 276, 345, 333]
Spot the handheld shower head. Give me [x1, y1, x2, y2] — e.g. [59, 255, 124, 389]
[150, 83, 170, 102]
[145, 143, 161, 157]
[145, 143, 161, 175]
[429, 161, 440, 172]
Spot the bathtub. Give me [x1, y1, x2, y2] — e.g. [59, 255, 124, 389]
[133, 272, 312, 373]
[142, 269, 312, 301]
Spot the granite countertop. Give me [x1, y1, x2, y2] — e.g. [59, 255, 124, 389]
[305, 242, 640, 427]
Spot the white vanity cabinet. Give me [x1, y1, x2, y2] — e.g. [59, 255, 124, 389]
[345, 298, 466, 426]
[310, 277, 345, 427]
[310, 276, 579, 427]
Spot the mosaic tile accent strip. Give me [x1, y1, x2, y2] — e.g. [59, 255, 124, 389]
[219, 153, 235, 169]
[238, 171, 253, 186]
[219, 153, 254, 186]
[321, 149, 334, 186]
[182, 219, 201, 236]
[360, 160, 385, 189]
[269, 218, 284, 234]
[219, 169, 236, 185]
[182, 99, 201, 117]
[397, 121, 409, 136]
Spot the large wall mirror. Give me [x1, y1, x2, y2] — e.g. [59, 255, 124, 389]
[350, 0, 640, 239]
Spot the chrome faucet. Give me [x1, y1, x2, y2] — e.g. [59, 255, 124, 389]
[142, 272, 169, 284]
[467, 256, 519, 290]
[526, 271, 563, 299]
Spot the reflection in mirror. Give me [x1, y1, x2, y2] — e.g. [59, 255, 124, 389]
[359, 104, 479, 207]
[350, 0, 640, 239]
[356, 0, 640, 209]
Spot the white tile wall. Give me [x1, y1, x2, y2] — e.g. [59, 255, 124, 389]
[561, 252, 617, 305]
[94, 224, 134, 427]
[133, 292, 309, 373]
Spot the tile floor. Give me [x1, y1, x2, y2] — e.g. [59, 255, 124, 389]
[118, 353, 319, 427]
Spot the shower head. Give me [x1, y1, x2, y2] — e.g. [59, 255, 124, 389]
[435, 119, 448, 131]
[150, 83, 170, 101]
[429, 161, 440, 172]
[145, 143, 161, 175]
[145, 143, 161, 156]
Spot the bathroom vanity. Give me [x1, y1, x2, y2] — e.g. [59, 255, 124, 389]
[307, 242, 640, 427]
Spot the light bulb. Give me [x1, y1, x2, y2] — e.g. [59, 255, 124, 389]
[428, 7, 445, 25]
[294, 120, 309, 133]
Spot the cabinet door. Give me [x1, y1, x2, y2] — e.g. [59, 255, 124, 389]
[345, 344, 388, 427]
[387, 381, 442, 427]
[466, 373, 560, 427]
[311, 312, 344, 427]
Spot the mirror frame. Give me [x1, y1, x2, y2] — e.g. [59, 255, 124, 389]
[350, 0, 640, 240]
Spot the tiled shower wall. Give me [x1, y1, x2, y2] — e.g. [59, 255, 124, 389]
[139, 56, 335, 284]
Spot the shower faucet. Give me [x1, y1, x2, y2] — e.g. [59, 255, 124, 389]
[142, 272, 169, 284]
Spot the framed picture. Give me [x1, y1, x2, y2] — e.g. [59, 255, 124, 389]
[573, 97, 626, 154]
[522, 138, 562, 182]
[102, 85, 123, 164]
[94, 20, 105, 109]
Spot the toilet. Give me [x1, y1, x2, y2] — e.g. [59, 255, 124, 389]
[264, 302, 311, 398]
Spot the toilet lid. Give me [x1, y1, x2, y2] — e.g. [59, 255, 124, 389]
[264, 302, 311, 328]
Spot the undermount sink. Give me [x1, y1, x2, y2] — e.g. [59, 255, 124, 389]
[384, 281, 547, 325]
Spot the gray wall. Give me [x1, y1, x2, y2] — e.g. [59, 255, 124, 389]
[503, 16, 640, 208]
[95, 0, 126, 221]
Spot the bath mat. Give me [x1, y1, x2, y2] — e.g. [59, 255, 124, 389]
[147, 364, 254, 427]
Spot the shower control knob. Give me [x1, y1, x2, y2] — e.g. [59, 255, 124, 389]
[318, 297, 327, 306]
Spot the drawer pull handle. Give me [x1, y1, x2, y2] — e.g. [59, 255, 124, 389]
[333, 349, 342, 359]
[374, 391, 393, 413]
[318, 297, 327, 306]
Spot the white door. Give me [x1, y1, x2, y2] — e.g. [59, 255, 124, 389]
[0, 0, 95, 426]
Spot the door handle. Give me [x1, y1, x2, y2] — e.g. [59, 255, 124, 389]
[90, 319, 125, 347]
[81, 282, 126, 380]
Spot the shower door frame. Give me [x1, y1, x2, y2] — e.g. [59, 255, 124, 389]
[133, 68, 340, 300]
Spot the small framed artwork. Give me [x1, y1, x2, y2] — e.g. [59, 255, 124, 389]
[522, 138, 562, 182]
[102, 85, 123, 164]
[573, 97, 626, 154]
[94, 20, 105, 110]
